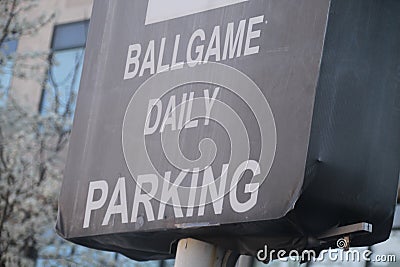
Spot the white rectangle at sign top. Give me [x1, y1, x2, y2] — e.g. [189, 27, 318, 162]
[145, 0, 249, 25]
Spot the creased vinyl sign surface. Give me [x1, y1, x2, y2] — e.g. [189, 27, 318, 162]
[57, 0, 330, 240]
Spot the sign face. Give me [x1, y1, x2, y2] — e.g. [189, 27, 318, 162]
[57, 0, 330, 240]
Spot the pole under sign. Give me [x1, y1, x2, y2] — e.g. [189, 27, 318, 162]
[57, 0, 400, 264]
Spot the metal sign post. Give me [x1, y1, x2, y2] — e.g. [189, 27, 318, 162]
[174, 238, 238, 267]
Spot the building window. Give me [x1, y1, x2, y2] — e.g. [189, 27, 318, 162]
[39, 20, 89, 120]
[0, 39, 18, 104]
